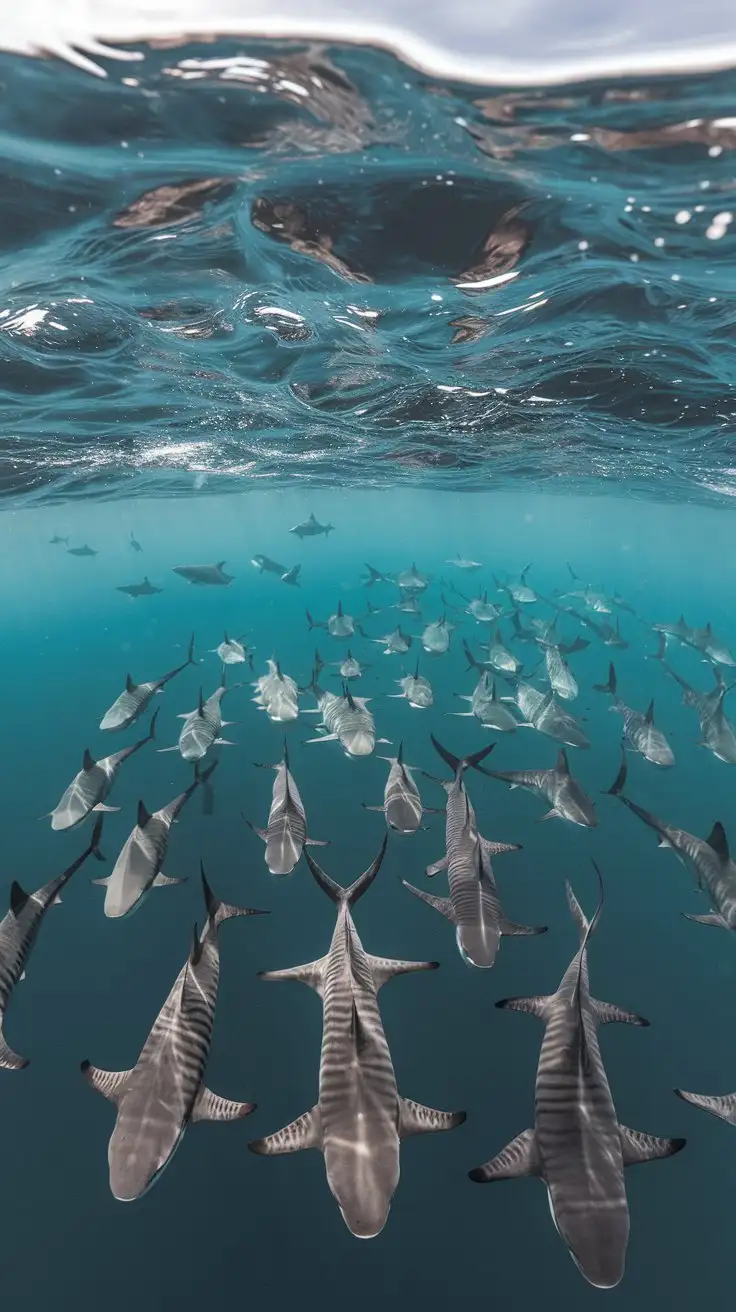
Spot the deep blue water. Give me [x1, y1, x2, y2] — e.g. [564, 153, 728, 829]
[3, 34, 736, 1312]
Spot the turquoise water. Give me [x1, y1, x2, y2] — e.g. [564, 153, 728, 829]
[3, 35, 736, 1311]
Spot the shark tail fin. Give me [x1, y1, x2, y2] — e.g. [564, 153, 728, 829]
[200, 862, 268, 926]
[566, 562, 580, 581]
[430, 734, 495, 776]
[187, 632, 197, 665]
[462, 639, 481, 672]
[605, 747, 628, 796]
[304, 837, 387, 907]
[87, 815, 106, 864]
[593, 662, 616, 695]
[647, 633, 666, 661]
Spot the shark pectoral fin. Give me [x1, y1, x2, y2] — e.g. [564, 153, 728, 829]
[361, 804, 386, 813]
[80, 1061, 130, 1103]
[674, 1089, 736, 1124]
[249, 1107, 321, 1156]
[399, 1098, 465, 1138]
[425, 855, 450, 879]
[258, 959, 326, 994]
[304, 837, 330, 847]
[593, 999, 650, 1026]
[499, 918, 548, 937]
[91, 876, 111, 887]
[481, 838, 522, 856]
[376, 738, 393, 745]
[92, 804, 121, 813]
[152, 874, 186, 888]
[401, 881, 455, 921]
[495, 994, 552, 1019]
[213, 738, 236, 746]
[246, 822, 269, 842]
[619, 1124, 686, 1165]
[682, 911, 729, 928]
[536, 808, 561, 823]
[304, 734, 339, 744]
[0, 1029, 28, 1070]
[157, 746, 181, 753]
[192, 1088, 256, 1123]
[368, 955, 439, 990]
[469, 1128, 539, 1183]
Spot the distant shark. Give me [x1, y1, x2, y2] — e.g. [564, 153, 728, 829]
[68, 544, 98, 557]
[594, 663, 674, 766]
[129, 531, 143, 552]
[173, 561, 233, 586]
[289, 513, 335, 538]
[249, 840, 465, 1237]
[116, 577, 162, 598]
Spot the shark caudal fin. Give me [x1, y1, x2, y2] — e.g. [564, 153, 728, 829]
[593, 662, 617, 695]
[430, 734, 495, 776]
[200, 862, 268, 926]
[303, 837, 387, 907]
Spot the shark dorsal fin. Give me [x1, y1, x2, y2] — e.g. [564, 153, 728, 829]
[216, 560, 226, 571]
[337, 601, 343, 617]
[645, 699, 654, 724]
[223, 630, 230, 644]
[705, 622, 713, 635]
[198, 688, 205, 717]
[397, 740, 404, 765]
[491, 677, 497, 700]
[137, 800, 152, 828]
[706, 821, 730, 862]
[82, 748, 96, 772]
[125, 673, 136, 693]
[10, 881, 29, 916]
[556, 749, 570, 775]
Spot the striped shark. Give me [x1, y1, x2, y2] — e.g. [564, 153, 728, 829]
[501, 681, 591, 749]
[100, 634, 197, 732]
[659, 660, 736, 764]
[49, 712, 158, 831]
[607, 752, 736, 929]
[362, 743, 429, 834]
[369, 626, 413, 655]
[421, 615, 454, 655]
[172, 562, 233, 586]
[450, 672, 518, 732]
[484, 748, 597, 827]
[329, 650, 371, 681]
[252, 659, 299, 723]
[249, 841, 465, 1237]
[161, 674, 237, 762]
[390, 660, 434, 708]
[0, 818, 105, 1069]
[210, 632, 252, 667]
[536, 626, 589, 702]
[305, 679, 387, 757]
[248, 741, 328, 875]
[93, 763, 216, 919]
[557, 563, 613, 614]
[471, 872, 685, 1289]
[402, 736, 543, 969]
[463, 632, 521, 678]
[493, 565, 536, 605]
[464, 590, 502, 624]
[594, 663, 674, 766]
[82, 867, 263, 1200]
[652, 615, 736, 667]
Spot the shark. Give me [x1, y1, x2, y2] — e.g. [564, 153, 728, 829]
[289, 513, 335, 538]
[280, 566, 301, 587]
[369, 626, 413, 656]
[252, 660, 299, 723]
[251, 554, 288, 576]
[249, 840, 465, 1237]
[607, 752, 736, 930]
[129, 532, 143, 553]
[172, 562, 233, 586]
[82, 867, 263, 1200]
[68, 544, 98, 557]
[536, 627, 589, 702]
[248, 741, 328, 875]
[421, 616, 454, 656]
[116, 577, 162, 598]
[557, 564, 613, 614]
[659, 661, 736, 764]
[93, 763, 216, 918]
[463, 590, 502, 624]
[570, 610, 628, 649]
[305, 679, 386, 758]
[445, 554, 482, 570]
[402, 736, 543, 969]
[450, 672, 518, 732]
[329, 650, 371, 681]
[361, 564, 395, 588]
[395, 563, 430, 593]
[493, 565, 536, 606]
[49, 534, 69, 545]
[470, 871, 684, 1289]
[49, 713, 158, 830]
[100, 635, 197, 732]
[652, 615, 736, 667]
[501, 682, 591, 750]
[463, 632, 521, 677]
[363, 743, 429, 834]
[161, 675, 237, 762]
[594, 664, 674, 766]
[307, 602, 355, 640]
[0, 818, 105, 1069]
[210, 632, 252, 667]
[389, 660, 434, 709]
[484, 748, 597, 827]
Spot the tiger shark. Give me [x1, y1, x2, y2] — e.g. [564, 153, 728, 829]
[362, 743, 429, 834]
[389, 660, 433, 708]
[248, 741, 328, 875]
[659, 660, 736, 764]
[249, 840, 465, 1238]
[607, 752, 736, 930]
[93, 763, 217, 919]
[450, 672, 518, 732]
[483, 748, 597, 827]
[0, 818, 104, 1069]
[422, 616, 454, 655]
[160, 675, 237, 762]
[402, 736, 543, 969]
[471, 871, 684, 1289]
[100, 634, 197, 732]
[307, 601, 355, 639]
[49, 713, 158, 830]
[82, 867, 263, 1200]
[594, 664, 674, 766]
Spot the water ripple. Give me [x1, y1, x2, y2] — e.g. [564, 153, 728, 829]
[2, 39, 736, 503]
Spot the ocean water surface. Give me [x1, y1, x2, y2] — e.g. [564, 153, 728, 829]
[2, 34, 736, 1312]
